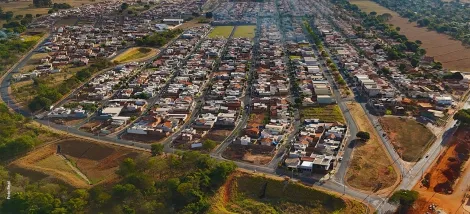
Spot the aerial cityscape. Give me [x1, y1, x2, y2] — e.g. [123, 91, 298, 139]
[0, 0, 470, 213]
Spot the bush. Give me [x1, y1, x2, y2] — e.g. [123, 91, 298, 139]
[203, 139, 217, 150]
[356, 131, 370, 141]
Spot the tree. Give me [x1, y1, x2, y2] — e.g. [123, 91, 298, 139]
[356, 131, 370, 141]
[389, 190, 419, 212]
[33, 0, 52, 8]
[151, 143, 164, 156]
[454, 109, 470, 125]
[121, 3, 129, 10]
[202, 139, 217, 150]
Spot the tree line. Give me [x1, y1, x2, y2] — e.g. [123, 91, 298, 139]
[136, 29, 184, 47]
[0, 151, 237, 213]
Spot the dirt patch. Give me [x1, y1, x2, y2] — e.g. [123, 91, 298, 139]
[203, 129, 232, 143]
[10, 138, 148, 187]
[223, 144, 275, 166]
[350, 0, 470, 71]
[379, 117, 435, 162]
[345, 102, 399, 192]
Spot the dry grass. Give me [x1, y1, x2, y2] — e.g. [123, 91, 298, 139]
[350, 0, 470, 71]
[0, 0, 106, 16]
[113, 47, 158, 63]
[345, 102, 398, 192]
[209, 171, 369, 214]
[379, 117, 435, 162]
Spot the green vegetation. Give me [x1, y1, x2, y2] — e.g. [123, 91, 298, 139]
[223, 174, 366, 214]
[356, 131, 370, 141]
[150, 143, 163, 156]
[28, 58, 114, 112]
[208, 26, 234, 38]
[33, 0, 52, 8]
[233, 25, 256, 38]
[0, 103, 58, 161]
[203, 139, 217, 151]
[454, 109, 470, 125]
[300, 105, 345, 123]
[0, 34, 42, 75]
[136, 29, 183, 47]
[48, 3, 72, 13]
[0, 151, 237, 213]
[63, 102, 98, 112]
[389, 189, 419, 213]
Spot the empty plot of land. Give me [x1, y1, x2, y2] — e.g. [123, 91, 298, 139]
[233, 25, 256, 38]
[345, 102, 398, 192]
[350, 0, 470, 71]
[113, 47, 158, 63]
[300, 105, 345, 123]
[210, 172, 368, 214]
[379, 117, 435, 162]
[208, 26, 234, 38]
[10, 138, 147, 187]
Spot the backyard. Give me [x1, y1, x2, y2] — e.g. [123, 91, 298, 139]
[300, 104, 345, 123]
[345, 102, 398, 192]
[379, 117, 435, 162]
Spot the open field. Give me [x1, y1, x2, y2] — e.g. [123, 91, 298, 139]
[0, 0, 106, 16]
[209, 171, 369, 214]
[379, 117, 435, 162]
[233, 25, 256, 38]
[113, 47, 158, 63]
[208, 26, 234, 38]
[10, 138, 148, 187]
[300, 104, 345, 123]
[350, 0, 470, 71]
[223, 144, 274, 165]
[345, 102, 398, 192]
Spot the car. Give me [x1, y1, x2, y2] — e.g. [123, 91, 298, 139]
[338, 157, 343, 161]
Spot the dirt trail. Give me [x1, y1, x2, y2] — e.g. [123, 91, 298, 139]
[57, 154, 92, 185]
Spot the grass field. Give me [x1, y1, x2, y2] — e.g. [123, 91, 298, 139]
[379, 117, 435, 162]
[10, 138, 148, 187]
[210, 172, 368, 214]
[208, 26, 234, 38]
[113, 47, 158, 63]
[350, 0, 470, 71]
[233, 25, 256, 39]
[345, 102, 398, 192]
[300, 105, 345, 123]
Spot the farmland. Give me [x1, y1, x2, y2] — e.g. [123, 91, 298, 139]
[345, 102, 398, 192]
[233, 25, 256, 39]
[0, 0, 107, 17]
[350, 0, 470, 71]
[9, 138, 148, 187]
[210, 171, 369, 214]
[300, 104, 345, 123]
[379, 117, 435, 162]
[208, 26, 234, 38]
[113, 47, 158, 63]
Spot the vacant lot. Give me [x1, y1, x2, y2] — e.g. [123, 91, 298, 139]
[351, 0, 470, 71]
[10, 138, 147, 187]
[113, 47, 158, 63]
[411, 127, 470, 214]
[300, 105, 345, 123]
[210, 172, 368, 214]
[208, 26, 234, 38]
[379, 117, 435, 162]
[345, 102, 398, 192]
[223, 144, 274, 165]
[233, 25, 256, 39]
